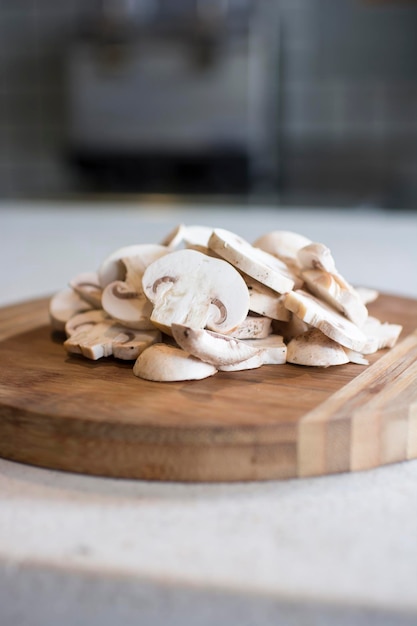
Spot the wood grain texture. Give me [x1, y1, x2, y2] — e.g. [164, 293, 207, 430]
[0, 294, 416, 482]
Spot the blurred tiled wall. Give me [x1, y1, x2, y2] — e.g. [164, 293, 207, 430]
[0, 0, 81, 197]
[277, 0, 417, 208]
[0, 0, 416, 206]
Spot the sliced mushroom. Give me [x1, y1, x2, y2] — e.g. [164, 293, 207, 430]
[302, 269, 368, 327]
[112, 328, 161, 360]
[253, 230, 311, 275]
[361, 316, 402, 354]
[244, 275, 291, 321]
[133, 343, 218, 381]
[102, 281, 154, 330]
[49, 288, 93, 332]
[343, 348, 369, 365]
[297, 241, 367, 321]
[297, 242, 337, 274]
[219, 353, 265, 372]
[69, 271, 102, 309]
[65, 309, 109, 337]
[272, 315, 310, 343]
[208, 228, 295, 294]
[287, 328, 350, 367]
[142, 248, 250, 335]
[219, 335, 287, 371]
[225, 315, 272, 339]
[64, 318, 118, 359]
[159, 224, 214, 252]
[355, 286, 379, 305]
[243, 334, 287, 365]
[171, 324, 261, 366]
[159, 224, 186, 248]
[182, 225, 214, 254]
[284, 290, 367, 351]
[64, 311, 160, 360]
[101, 253, 165, 330]
[98, 244, 169, 288]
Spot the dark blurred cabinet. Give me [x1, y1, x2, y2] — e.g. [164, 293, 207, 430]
[66, 0, 280, 194]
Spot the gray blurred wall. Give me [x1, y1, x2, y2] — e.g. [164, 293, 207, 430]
[0, 0, 416, 207]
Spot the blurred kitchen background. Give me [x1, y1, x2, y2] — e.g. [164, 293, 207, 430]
[0, 0, 416, 208]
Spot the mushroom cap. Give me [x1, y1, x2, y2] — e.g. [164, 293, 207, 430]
[208, 228, 295, 294]
[98, 244, 169, 288]
[133, 343, 217, 381]
[287, 328, 350, 367]
[142, 248, 250, 334]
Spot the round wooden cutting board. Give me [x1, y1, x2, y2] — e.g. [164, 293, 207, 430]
[0, 294, 416, 482]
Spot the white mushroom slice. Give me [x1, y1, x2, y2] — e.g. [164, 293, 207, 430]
[343, 348, 369, 366]
[64, 314, 160, 360]
[142, 249, 250, 335]
[219, 353, 265, 372]
[98, 244, 169, 288]
[272, 315, 310, 343]
[69, 271, 102, 309]
[202, 333, 286, 371]
[101, 253, 166, 330]
[102, 281, 154, 330]
[159, 224, 214, 253]
[302, 269, 368, 327]
[112, 328, 161, 360]
[244, 335, 287, 365]
[65, 309, 109, 337]
[245, 275, 291, 321]
[159, 224, 186, 248]
[361, 316, 402, 354]
[226, 315, 272, 340]
[183, 225, 214, 253]
[133, 343, 217, 381]
[298, 241, 367, 309]
[297, 242, 337, 274]
[49, 288, 93, 332]
[253, 230, 312, 272]
[64, 318, 118, 359]
[208, 228, 295, 294]
[287, 328, 350, 367]
[355, 287, 379, 305]
[171, 324, 261, 366]
[284, 290, 367, 351]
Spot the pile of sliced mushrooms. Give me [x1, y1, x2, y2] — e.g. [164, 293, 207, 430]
[49, 225, 402, 381]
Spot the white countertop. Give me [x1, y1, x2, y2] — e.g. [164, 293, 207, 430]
[0, 200, 417, 626]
